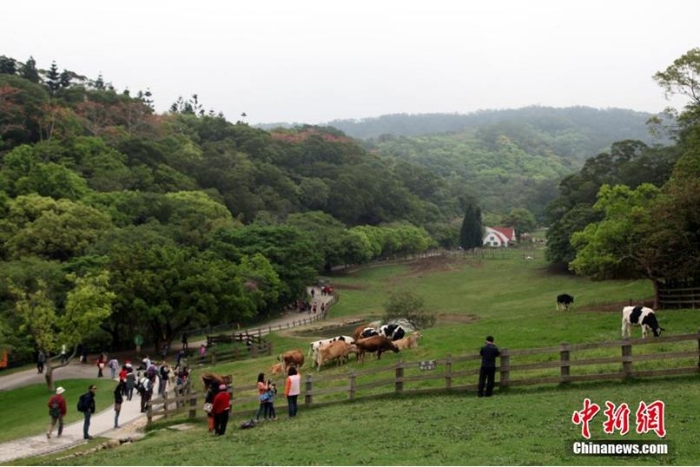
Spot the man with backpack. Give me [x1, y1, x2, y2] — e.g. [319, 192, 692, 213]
[138, 374, 153, 413]
[77, 385, 97, 440]
[46, 387, 67, 438]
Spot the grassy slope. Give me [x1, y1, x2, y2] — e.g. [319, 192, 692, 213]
[4, 251, 700, 465]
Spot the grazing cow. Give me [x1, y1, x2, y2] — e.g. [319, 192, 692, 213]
[315, 340, 358, 370]
[279, 349, 305, 373]
[622, 306, 664, 338]
[393, 332, 422, 351]
[379, 324, 406, 341]
[308, 335, 354, 357]
[354, 336, 399, 363]
[556, 294, 574, 311]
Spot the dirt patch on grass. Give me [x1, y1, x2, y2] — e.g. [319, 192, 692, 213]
[407, 256, 463, 275]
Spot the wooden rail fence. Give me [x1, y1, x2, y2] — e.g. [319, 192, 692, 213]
[146, 330, 700, 425]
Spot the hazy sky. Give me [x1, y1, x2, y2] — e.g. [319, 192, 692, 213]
[3, 0, 697, 125]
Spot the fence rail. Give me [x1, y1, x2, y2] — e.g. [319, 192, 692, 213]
[146, 330, 700, 425]
[659, 285, 700, 309]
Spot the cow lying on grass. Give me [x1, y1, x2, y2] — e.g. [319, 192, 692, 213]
[393, 332, 422, 351]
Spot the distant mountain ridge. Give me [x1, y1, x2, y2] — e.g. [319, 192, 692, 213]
[258, 105, 657, 145]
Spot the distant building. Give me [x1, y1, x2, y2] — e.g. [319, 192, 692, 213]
[483, 226, 516, 247]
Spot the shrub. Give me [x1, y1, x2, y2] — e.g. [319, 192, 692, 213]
[382, 290, 436, 329]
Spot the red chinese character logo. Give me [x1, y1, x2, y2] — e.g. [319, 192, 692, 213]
[572, 398, 600, 439]
[636, 400, 666, 438]
[602, 401, 630, 435]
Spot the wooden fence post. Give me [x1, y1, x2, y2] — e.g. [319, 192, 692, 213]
[697, 328, 700, 368]
[445, 353, 452, 390]
[395, 360, 404, 393]
[211, 350, 216, 366]
[499, 348, 510, 389]
[349, 372, 356, 400]
[162, 391, 168, 419]
[560, 342, 570, 384]
[188, 390, 197, 419]
[147, 400, 152, 425]
[621, 341, 633, 378]
[304, 374, 313, 406]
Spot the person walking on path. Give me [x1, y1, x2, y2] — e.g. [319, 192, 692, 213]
[79, 385, 97, 440]
[60, 344, 67, 364]
[96, 353, 106, 378]
[125, 368, 136, 401]
[181, 332, 188, 351]
[138, 374, 153, 413]
[478, 335, 501, 398]
[113, 381, 125, 428]
[37, 350, 46, 374]
[212, 384, 231, 436]
[46, 386, 67, 438]
[284, 366, 300, 418]
[108, 357, 119, 379]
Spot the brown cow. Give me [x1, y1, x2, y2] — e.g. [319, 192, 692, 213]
[315, 340, 357, 370]
[270, 362, 283, 375]
[354, 335, 399, 363]
[279, 349, 304, 373]
[393, 332, 422, 351]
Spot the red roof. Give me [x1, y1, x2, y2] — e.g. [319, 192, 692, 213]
[491, 226, 515, 241]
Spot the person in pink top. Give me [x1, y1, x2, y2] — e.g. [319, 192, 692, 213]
[284, 366, 301, 418]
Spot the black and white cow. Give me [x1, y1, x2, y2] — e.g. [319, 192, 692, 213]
[621, 306, 664, 338]
[379, 324, 406, 341]
[556, 294, 574, 311]
[360, 327, 380, 338]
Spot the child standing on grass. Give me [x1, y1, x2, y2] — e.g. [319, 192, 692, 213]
[266, 381, 278, 420]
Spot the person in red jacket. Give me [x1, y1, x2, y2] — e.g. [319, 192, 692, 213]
[212, 384, 231, 436]
[46, 386, 67, 438]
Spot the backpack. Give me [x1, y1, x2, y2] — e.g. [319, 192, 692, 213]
[49, 400, 61, 418]
[240, 419, 257, 429]
[77, 393, 88, 412]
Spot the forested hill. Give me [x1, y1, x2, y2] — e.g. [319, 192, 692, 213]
[261, 106, 658, 151]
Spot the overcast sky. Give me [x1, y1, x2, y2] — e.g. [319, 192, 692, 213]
[3, 0, 697, 125]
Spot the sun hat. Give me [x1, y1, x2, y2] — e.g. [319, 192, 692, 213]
[56, 387, 65, 395]
[219, 384, 226, 390]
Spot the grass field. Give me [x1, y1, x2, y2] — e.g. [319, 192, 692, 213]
[4, 249, 700, 465]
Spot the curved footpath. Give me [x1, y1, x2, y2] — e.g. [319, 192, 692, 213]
[0, 287, 334, 463]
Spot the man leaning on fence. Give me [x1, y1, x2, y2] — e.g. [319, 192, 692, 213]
[478, 335, 500, 398]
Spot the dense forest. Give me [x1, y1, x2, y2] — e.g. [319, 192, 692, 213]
[262, 107, 664, 220]
[0, 48, 699, 367]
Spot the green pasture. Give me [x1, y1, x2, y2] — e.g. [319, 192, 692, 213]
[3, 251, 700, 465]
[9, 378, 700, 466]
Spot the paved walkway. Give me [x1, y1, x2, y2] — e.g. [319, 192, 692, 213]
[0, 287, 334, 463]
